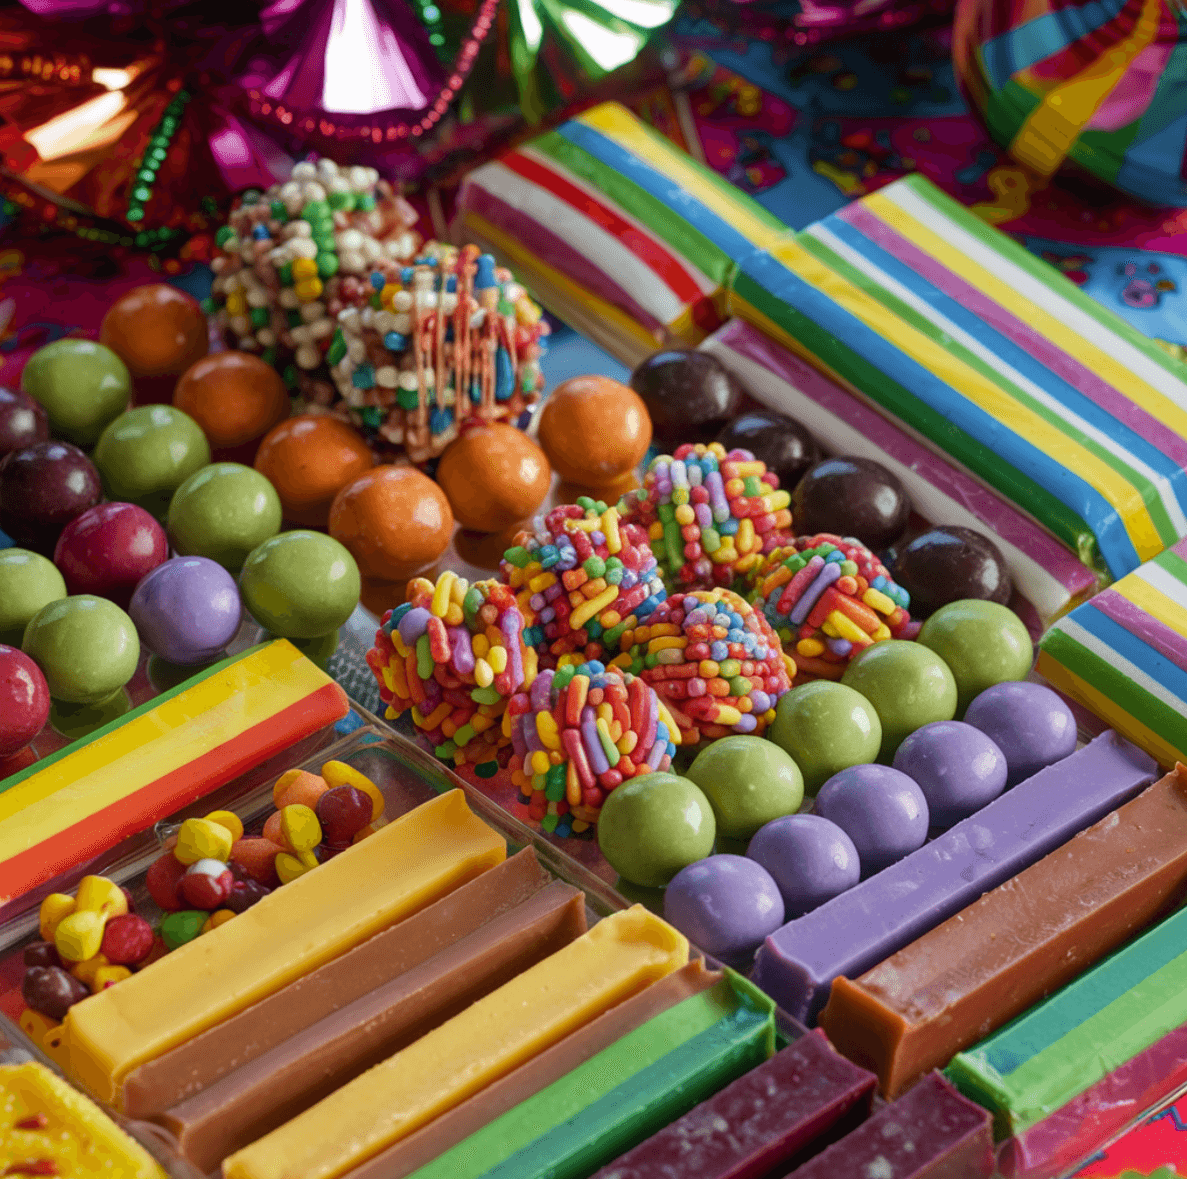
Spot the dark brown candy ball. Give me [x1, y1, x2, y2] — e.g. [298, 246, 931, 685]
[629, 351, 743, 446]
[0, 387, 49, 459]
[0, 442, 103, 555]
[715, 410, 820, 491]
[791, 456, 910, 550]
[888, 526, 1013, 618]
[22, 964, 90, 1021]
[22, 941, 60, 969]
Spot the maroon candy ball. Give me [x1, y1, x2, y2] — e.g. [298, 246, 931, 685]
[22, 941, 60, 969]
[791, 456, 911, 550]
[101, 913, 155, 966]
[0, 645, 50, 757]
[0, 387, 49, 458]
[0, 442, 102, 555]
[22, 965, 90, 1021]
[226, 878, 271, 913]
[630, 351, 744, 446]
[316, 785, 374, 848]
[888, 526, 1013, 617]
[53, 502, 168, 609]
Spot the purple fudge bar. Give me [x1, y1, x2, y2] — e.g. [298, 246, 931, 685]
[751, 731, 1157, 1023]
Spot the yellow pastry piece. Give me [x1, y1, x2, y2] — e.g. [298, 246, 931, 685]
[0, 1062, 166, 1178]
[65, 790, 506, 1107]
[224, 906, 688, 1179]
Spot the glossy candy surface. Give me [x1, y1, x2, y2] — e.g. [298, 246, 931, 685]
[0, 549, 67, 647]
[630, 351, 742, 446]
[714, 409, 820, 494]
[173, 352, 289, 452]
[893, 720, 1008, 827]
[128, 557, 242, 665]
[437, 423, 551, 533]
[22, 596, 140, 704]
[53, 503, 168, 609]
[538, 376, 651, 488]
[790, 457, 910, 551]
[0, 386, 49, 458]
[168, 463, 284, 574]
[964, 681, 1077, 788]
[686, 735, 803, 841]
[889, 526, 1012, 617]
[20, 339, 131, 447]
[100, 284, 209, 384]
[815, 764, 930, 875]
[748, 813, 861, 917]
[0, 645, 50, 756]
[0, 443, 102, 555]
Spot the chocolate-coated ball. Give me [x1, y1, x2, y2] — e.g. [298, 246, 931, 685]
[538, 376, 651, 488]
[0, 645, 50, 756]
[53, 502, 168, 609]
[22, 965, 89, 1021]
[715, 410, 820, 491]
[0, 442, 103, 555]
[437, 424, 550, 533]
[21, 339, 131, 447]
[791, 457, 911, 550]
[0, 387, 48, 458]
[629, 351, 743, 446]
[889, 526, 1012, 617]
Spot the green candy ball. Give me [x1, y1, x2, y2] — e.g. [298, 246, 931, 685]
[21, 339, 131, 447]
[686, 735, 803, 840]
[596, 772, 716, 888]
[94, 406, 211, 519]
[23, 595, 140, 704]
[240, 531, 361, 640]
[768, 681, 882, 796]
[917, 600, 1034, 716]
[168, 463, 283, 574]
[841, 640, 958, 762]
[0, 549, 67, 647]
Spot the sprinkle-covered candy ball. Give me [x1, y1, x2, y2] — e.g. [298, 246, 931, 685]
[620, 443, 793, 589]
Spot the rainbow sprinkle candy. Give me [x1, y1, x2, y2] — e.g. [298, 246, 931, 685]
[501, 498, 667, 666]
[619, 443, 794, 589]
[366, 572, 538, 767]
[505, 662, 679, 836]
[748, 535, 913, 682]
[610, 588, 793, 746]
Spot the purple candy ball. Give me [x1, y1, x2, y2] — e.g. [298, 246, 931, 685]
[128, 556, 242, 665]
[746, 814, 861, 917]
[964, 681, 1077, 788]
[815, 764, 929, 875]
[892, 720, 1008, 828]
[663, 855, 785, 965]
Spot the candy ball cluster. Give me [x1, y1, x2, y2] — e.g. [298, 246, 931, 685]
[505, 662, 679, 837]
[367, 572, 538, 767]
[501, 499, 666, 666]
[619, 443, 794, 589]
[610, 588, 793, 746]
[749, 535, 913, 681]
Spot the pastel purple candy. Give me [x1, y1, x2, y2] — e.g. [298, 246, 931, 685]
[663, 854, 785, 965]
[747, 814, 861, 917]
[128, 556, 242, 665]
[964, 681, 1077, 788]
[815, 764, 929, 875]
[892, 720, 1008, 828]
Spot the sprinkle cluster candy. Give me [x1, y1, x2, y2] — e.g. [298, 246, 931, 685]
[749, 535, 913, 681]
[505, 662, 679, 837]
[610, 589, 793, 746]
[501, 498, 666, 667]
[619, 443, 794, 589]
[367, 572, 538, 767]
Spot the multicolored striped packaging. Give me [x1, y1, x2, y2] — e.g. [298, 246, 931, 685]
[728, 174, 1187, 583]
[1038, 538, 1187, 770]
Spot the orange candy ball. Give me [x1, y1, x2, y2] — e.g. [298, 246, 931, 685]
[254, 415, 374, 527]
[174, 353, 290, 452]
[437, 423, 551, 533]
[538, 375, 652, 488]
[100, 285, 209, 399]
[329, 465, 454, 581]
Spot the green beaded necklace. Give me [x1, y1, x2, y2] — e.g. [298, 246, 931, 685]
[126, 89, 192, 224]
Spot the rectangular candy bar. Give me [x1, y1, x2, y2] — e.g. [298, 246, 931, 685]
[64, 790, 506, 1105]
[0, 640, 348, 907]
[161, 881, 588, 1170]
[1039, 538, 1187, 768]
[223, 906, 689, 1179]
[352, 961, 725, 1179]
[784, 1072, 994, 1179]
[700, 319, 1099, 627]
[406, 972, 776, 1179]
[945, 890, 1187, 1136]
[728, 174, 1187, 581]
[820, 766, 1187, 1097]
[590, 1031, 876, 1179]
[751, 731, 1157, 1023]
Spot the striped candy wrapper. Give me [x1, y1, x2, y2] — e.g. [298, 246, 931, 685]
[700, 319, 1100, 629]
[728, 173, 1187, 583]
[1038, 538, 1187, 770]
[453, 103, 793, 366]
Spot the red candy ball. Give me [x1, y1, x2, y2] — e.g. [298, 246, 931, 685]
[146, 851, 188, 912]
[226, 878, 271, 913]
[316, 785, 373, 848]
[180, 858, 235, 910]
[53, 502, 168, 609]
[100, 913, 155, 966]
[0, 645, 50, 757]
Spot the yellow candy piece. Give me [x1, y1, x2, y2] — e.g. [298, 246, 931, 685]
[205, 809, 245, 843]
[224, 292, 246, 317]
[536, 711, 561, 752]
[55, 911, 105, 964]
[176, 817, 234, 865]
[75, 875, 128, 919]
[291, 257, 318, 279]
[92, 964, 132, 992]
[294, 277, 323, 302]
[20, 1008, 58, 1043]
[71, 954, 111, 987]
[321, 760, 385, 821]
[487, 645, 508, 675]
[39, 893, 76, 942]
[39, 1024, 71, 1070]
[280, 803, 321, 860]
[474, 659, 494, 688]
[275, 852, 313, 885]
[202, 910, 236, 934]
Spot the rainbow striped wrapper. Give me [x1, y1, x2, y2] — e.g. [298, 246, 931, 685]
[453, 103, 793, 365]
[1038, 538, 1187, 770]
[728, 174, 1187, 583]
